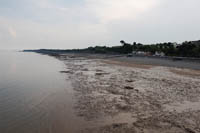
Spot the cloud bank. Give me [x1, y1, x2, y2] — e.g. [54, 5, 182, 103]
[0, 0, 200, 49]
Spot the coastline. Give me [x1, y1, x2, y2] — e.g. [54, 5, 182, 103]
[42, 52, 200, 70]
[44, 52, 200, 133]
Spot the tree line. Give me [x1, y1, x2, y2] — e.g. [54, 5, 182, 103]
[24, 40, 200, 58]
[83, 40, 200, 57]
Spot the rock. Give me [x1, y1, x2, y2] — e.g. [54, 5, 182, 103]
[95, 72, 109, 76]
[96, 69, 103, 72]
[81, 68, 89, 71]
[116, 104, 130, 111]
[112, 123, 124, 128]
[125, 79, 134, 83]
[124, 86, 134, 90]
[60, 71, 73, 74]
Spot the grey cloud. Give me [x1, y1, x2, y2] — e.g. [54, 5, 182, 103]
[0, 0, 200, 49]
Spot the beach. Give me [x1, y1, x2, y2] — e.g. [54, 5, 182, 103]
[1, 51, 200, 133]
[51, 53, 200, 133]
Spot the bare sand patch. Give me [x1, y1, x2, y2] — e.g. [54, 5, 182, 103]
[170, 68, 200, 77]
[102, 59, 153, 69]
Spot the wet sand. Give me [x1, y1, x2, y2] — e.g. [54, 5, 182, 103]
[55, 53, 200, 133]
[110, 56, 200, 70]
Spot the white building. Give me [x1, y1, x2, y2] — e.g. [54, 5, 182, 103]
[155, 51, 165, 57]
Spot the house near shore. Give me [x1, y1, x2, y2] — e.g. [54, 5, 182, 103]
[132, 51, 152, 56]
[154, 51, 165, 57]
[131, 51, 165, 57]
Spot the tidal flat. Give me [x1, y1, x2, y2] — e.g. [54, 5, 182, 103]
[56, 53, 200, 133]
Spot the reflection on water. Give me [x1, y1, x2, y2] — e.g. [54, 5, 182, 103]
[0, 51, 85, 133]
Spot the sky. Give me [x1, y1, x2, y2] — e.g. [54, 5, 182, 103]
[0, 0, 200, 50]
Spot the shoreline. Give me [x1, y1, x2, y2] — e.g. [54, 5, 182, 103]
[42, 52, 200, 70]
[46, 52, 200, 133]
[109, 56, 200, 70]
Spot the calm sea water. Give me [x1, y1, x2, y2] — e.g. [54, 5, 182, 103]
[0, 51, 85, 133]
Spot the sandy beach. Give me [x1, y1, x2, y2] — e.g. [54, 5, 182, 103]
[50, 53, 200, 133]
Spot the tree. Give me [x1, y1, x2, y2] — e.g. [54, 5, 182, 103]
[120, 40, 133, 54]
[120, 40, 126, 45]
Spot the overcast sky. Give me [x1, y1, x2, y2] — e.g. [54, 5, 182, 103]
[0, 0, 200, 49]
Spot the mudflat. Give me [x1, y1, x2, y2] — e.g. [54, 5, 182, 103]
[55, 53, 200, 133]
